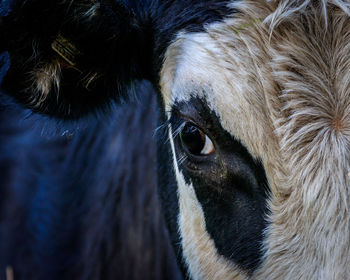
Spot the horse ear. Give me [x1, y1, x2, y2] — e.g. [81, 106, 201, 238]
[0, 0, 153, 119]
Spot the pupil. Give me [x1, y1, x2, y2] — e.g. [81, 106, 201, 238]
[180, 123, 205, 155]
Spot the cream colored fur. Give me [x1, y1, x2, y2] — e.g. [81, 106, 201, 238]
[31, 60, 61, 106]
[168, 127, 247, 280]
[28, 2, 101, 107]
[160, 0, 350, 279]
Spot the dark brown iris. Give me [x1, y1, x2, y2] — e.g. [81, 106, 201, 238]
[179, 123, 206, 155]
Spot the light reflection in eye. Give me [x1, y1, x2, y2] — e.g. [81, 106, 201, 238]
[179, 122, 214, 156]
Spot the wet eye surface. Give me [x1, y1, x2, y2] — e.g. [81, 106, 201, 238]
[179, 123, 215, 156]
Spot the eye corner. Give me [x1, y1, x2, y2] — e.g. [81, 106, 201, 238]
[200, 134, 215, 155]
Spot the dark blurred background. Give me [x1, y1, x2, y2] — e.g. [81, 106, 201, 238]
[0, 78, 183, 280]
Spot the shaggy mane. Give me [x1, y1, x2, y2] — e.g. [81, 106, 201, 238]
[265, 0, 350, 30]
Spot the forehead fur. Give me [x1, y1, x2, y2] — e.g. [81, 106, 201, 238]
[161, 0, 350, 278]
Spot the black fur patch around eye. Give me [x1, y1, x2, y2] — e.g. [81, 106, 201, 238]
[170, 97, 270, 274]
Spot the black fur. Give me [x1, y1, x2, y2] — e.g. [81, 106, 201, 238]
[156, 101, 191, 280]
[152, 0, 234, 73]
[0, 0, 233, 119]
[0, 0, 153, 118]
[170, 97, 270, 273]
[0, 82, 182, 280]
[0, 1, 246, 279]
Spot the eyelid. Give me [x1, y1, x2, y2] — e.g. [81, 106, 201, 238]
[170, 113, 215, 147]
[170, 105, 217, 145]
[171, 106, 198, 125]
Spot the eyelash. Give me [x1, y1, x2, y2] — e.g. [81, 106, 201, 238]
[163, 116, 188, 164]
[169, 114, 215, 158]
[168, 115, 186, 138]
[154, 114, 182, 144]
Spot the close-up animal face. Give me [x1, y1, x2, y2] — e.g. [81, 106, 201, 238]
[1, 0, 350, 279]
[160, 1, 350, 279]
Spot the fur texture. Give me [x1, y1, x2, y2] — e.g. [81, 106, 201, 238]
[0, 0, 232, 119]
[2, 0, 350, 279]
[168, 126, 248, 280]
[0, 82, 182, 280]
[161, 0, 350, 279]
[0, 0, 153, 118]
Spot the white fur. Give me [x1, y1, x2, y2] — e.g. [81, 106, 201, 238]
[31, 60, 61, 106]
[160, 0, 350, 279]
[168, 127, 247, 280]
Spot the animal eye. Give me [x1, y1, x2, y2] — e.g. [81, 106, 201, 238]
[179, 123, 215, 156]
